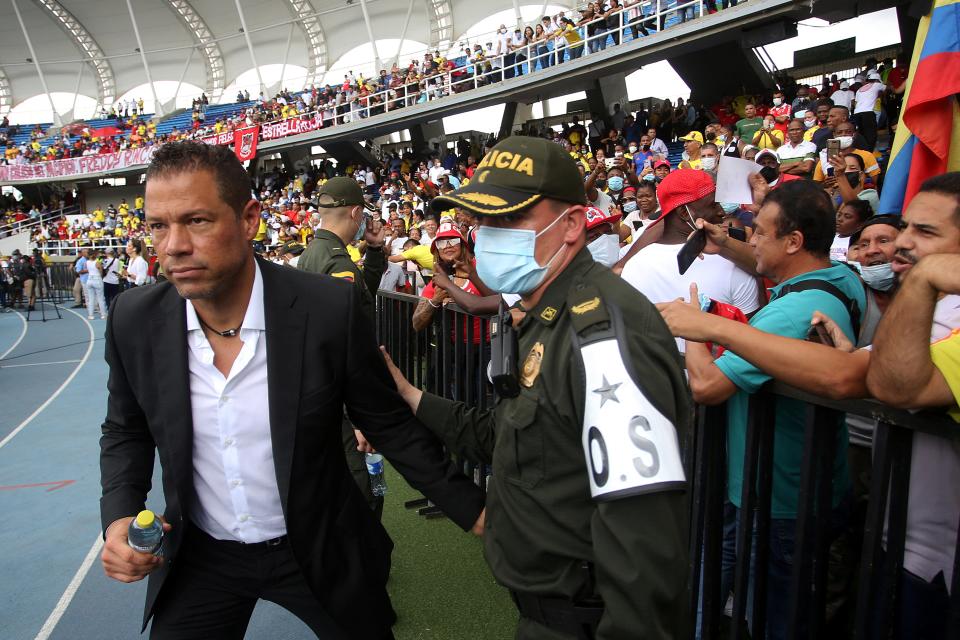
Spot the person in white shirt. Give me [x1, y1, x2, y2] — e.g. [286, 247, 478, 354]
[830, 80, 855, 111]
[101, 247, 123, 309]
[852, 70, 885, 151]
[428, 158, 446, 184]
[419, 217, 438, 247]
[646, 127, 669, 159]
[99, 141, 484, 640]
[620, 170, 761, 352]
[123, 238, 150, 287]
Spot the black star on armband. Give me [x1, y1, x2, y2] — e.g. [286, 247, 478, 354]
[592, 375, 622, 407]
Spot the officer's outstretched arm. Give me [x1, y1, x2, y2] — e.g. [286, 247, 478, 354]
[382, 346, 496, 464]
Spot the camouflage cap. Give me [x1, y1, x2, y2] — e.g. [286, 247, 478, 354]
[430, 136, 587, 216]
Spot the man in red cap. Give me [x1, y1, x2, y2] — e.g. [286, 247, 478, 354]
[619, 169, 761, 351]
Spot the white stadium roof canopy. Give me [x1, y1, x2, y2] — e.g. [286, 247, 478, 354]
[0, 0, 569, 123]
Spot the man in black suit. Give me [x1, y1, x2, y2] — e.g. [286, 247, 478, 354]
[99, 141, 485, 640]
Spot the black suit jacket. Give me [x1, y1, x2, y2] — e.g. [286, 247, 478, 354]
[99, 257, 485, 637]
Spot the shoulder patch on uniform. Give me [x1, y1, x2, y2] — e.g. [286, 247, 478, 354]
[571, 297, 600, 315]
[330, 271, 355, 282]
[568, 284, 609, 335]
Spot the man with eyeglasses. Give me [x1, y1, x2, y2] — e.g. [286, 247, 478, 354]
[298, 177, 388, 517]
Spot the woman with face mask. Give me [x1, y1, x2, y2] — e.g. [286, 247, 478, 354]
[411, 221, 485, 333]
[827, 152, 880, 214]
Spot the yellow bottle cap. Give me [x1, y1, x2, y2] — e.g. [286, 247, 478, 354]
[135, 510, 155, 528]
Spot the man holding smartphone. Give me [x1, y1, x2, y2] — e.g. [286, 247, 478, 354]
[619, 170, 762, 352]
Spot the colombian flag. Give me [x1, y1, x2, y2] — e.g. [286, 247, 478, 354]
[878, 0, 960, 214]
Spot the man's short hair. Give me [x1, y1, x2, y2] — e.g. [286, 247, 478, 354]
[145, 141, 252, 216]
[763, 181, 835, 258]
[918, 172, 960, 224]
[843, 199, 874, 224]
[815, 97, 833, 109]
[830, 105, 850, 118]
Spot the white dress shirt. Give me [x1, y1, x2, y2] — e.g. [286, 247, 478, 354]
[185, 263, 286, 543]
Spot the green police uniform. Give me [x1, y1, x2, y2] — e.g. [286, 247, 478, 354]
[298, 178, 386, 518]
[416, 136, 692, 639]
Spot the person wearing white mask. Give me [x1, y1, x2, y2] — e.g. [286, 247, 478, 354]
[830, 80, 855, 111]
[699, 143, 720, 175]
[584, 205, 623, 267]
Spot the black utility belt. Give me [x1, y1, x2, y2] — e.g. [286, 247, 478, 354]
[510, 590, 603, 640]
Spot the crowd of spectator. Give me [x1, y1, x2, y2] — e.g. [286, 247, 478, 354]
[0, 0, 752, 169]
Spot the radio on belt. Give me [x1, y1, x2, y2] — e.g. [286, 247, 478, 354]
[489, 301, 520, 398]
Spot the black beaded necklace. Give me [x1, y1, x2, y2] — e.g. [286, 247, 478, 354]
[197, 315, 241, 338]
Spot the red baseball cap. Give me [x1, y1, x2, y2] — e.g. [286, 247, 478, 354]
[656, 169, 716, 218]
[431, 221, 465, 251]
[584, 205, 623, 231]
[654, 159, 672, 170]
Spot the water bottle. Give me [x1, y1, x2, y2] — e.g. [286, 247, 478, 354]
[128, 509, 164, 555]
[366, 453, 388, 497]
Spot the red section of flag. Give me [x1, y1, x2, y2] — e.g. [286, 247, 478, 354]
[233, 125, 260, 162]
[90, 126, 121, 138]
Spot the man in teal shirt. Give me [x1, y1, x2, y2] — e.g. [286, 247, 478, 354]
[661, 181, 862, 640]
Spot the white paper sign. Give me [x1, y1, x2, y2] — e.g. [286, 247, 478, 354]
[715, 156, 761, 205]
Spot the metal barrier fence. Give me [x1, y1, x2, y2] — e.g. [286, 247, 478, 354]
[374, 289, 960, 639]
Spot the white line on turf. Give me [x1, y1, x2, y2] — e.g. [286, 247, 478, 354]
[33, 532, 104, 640]
[0, 310, 27, 361]
[0, 308, 95, 450]
[1, 359, 83, 369]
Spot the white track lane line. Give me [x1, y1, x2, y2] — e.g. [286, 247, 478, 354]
[0, 310, 27, 361]
[1, 359, 83, 369]
[0, 307, 95, 450]
[33, 533, 105, 640]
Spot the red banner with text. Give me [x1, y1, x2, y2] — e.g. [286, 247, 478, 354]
[0, 146, 158, 183]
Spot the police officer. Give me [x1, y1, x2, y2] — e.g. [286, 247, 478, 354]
[298, 177, 387, 518]
[383, 136, 691, 639]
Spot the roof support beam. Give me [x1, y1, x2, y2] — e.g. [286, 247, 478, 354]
[283, 0, 328, 89]
[11, 0, 61, 126]
[125, 0, 164, 116]
[67, 62, 83, 121]
[392, 0, 417, 68]
[359, 0, 382, 73]
[512, 0, 523, 30]
[168, 47, 194, 113]
[234, 0, 265, 96]
[278, 22, 295, 93]
[164, 0, 225, 103]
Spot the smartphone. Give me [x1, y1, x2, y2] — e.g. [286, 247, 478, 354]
[677, 228, 707, 275]
[727, 227, 747, 242]
[806, 323, 835, 347]
[827, 138, 841, 160]
[604, 158, 616, 169]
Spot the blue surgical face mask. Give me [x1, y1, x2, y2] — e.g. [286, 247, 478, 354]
[587, 233, 620, 267]
[853, 261, 897, 291]
[607, 176, 624, 192]
[719, 202, 739, 214]
[353, 209, 367, 242]
[473, 209, 569, 294]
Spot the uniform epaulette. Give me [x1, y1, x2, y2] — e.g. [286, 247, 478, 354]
[567, 280, 610, 336]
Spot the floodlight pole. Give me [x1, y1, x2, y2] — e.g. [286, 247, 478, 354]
[233, 0, 265, 97]
[392, 0, 416, 68]
[11, 0, 61, 126]
[359, 0, 382, 73]
[125, 0, 165, 116]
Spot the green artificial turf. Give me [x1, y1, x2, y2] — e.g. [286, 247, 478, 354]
[382, 463, 517, 640]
